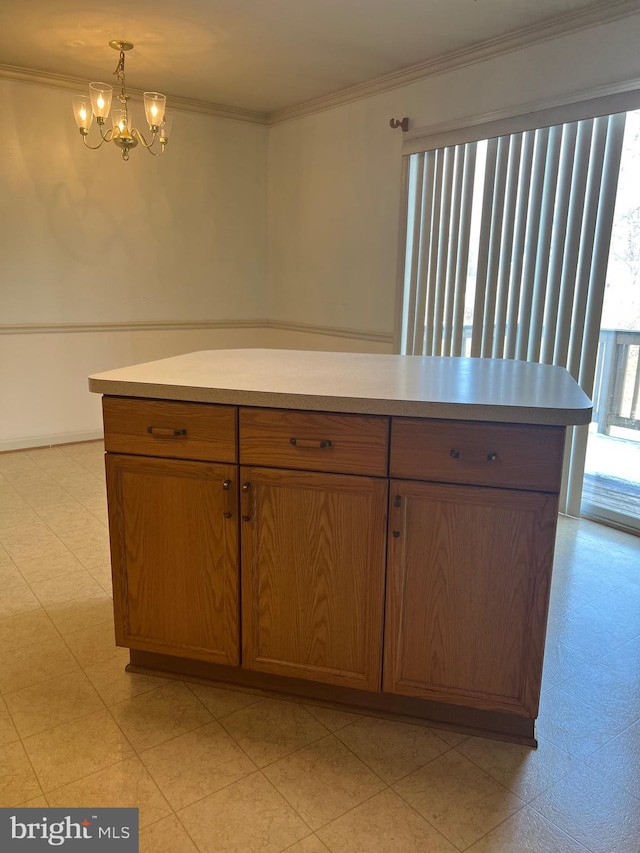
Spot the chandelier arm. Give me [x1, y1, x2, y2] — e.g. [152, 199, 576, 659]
[98, 126, 116, 143]
[144, 143, 167, 158]
[131, 128, 158, 149]
[82, 135, 107, 151]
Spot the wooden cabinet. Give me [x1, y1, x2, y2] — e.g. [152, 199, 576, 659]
[383, 479, 558, 717]
[106, 453, 239, 665]
[240, 466, 387, 691]
[102, 395, 568, 742]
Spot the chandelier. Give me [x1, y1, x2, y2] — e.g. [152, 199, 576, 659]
[72, 40, 171, 161]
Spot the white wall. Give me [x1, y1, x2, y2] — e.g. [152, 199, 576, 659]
[4, 14, 640, 448]
[0, 80, 268, 447]
[267, 14, 640, 341]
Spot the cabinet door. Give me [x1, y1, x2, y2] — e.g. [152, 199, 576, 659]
[384, 480, 558, 717]
[106, 454, 239, 665]
[241, 467, 387, 691]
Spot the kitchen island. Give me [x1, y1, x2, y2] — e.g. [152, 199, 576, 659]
[89, 349, 592, 743]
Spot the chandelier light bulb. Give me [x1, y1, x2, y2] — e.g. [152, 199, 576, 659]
[72, 95, 93, 133]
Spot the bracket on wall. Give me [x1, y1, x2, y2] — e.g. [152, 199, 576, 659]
[389, 117, 409, 132]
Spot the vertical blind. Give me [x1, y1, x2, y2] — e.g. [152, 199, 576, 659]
[400, 111, 627, 515]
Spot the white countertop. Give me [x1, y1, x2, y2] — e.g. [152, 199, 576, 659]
[88, 349, 593, 426]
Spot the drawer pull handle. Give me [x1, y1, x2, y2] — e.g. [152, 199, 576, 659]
[222, 479, 232, 518]
[147, 427, 187, 438]
[487, 452, 498, 461]
[241, 482, 252, 522]
[450, 449, 460, 459]
[289, 438, 332, 449]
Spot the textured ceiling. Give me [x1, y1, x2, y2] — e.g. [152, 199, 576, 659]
[0, 0, 631, 115]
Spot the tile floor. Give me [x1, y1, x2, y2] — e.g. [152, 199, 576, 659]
[0, 441, 639, 852]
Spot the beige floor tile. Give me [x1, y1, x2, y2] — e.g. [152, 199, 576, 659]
[110, 681, 213, 752]
[45, 594, 114, 634]
[584, 718, 640, 798]
[0, 741, 43, 806]
[0, 583, 41, 619]
[19, 795, 49, 807]
[178, 771, 309, 853]
[466, 805, 590, 852]
[63, 621, 120, 667]
[0, 695, 19, 746]
[304, 704, 362, 732]
[22, 708, 135, 791]
[0, 561, 27, 590]
[530, 764, 640, 853]
[186, 682, 264, 718]
[86, 562, 113, 595]
[2, 528, 66, 562]
[550, 594, 640, 660]
[284, 836, 331, 852]
[139, 815, 199, 853]
[47, 756, 171, 828]
[456, 735, 578, 802]
[263, 735, 385, 831]
[559, 656, 640, 728]
[0, 543, 13, 566]
[429, 727, 470, 747]
[43, 509, 102, 533]
[393, 748, 523, 851]
[141, 719, 256, 810]
[541, 637, 591, 691]
[0, 609, 59, 653]
[30, 570, 105, 607]
[57, 526, 109, 553]
[13, 550, 85, 584]
[536, 685, 630, 759]
[0, 636, 81, 694]
[220, 699, 328, 768]
[318, 788, 457, 853]
[72, 542, 113, 570]
[0, 509, 42, 534]
[335, 715, 449, 784]
[5, 671, 104, 737]
[84, 654, 169, 706]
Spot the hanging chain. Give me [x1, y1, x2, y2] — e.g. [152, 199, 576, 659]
[113, 49, 129, 110]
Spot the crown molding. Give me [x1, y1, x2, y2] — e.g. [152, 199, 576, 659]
[268, 0, 640, 125]
[0, 63, 268, 125]
[0, 318, 393, 344]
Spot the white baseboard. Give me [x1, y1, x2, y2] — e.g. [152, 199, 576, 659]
[0, 430, 104, 453]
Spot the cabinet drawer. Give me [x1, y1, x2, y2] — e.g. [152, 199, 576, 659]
[390, 418, 564, 492]
[240, 408, 389, 476]
[103, 397, 237, 462]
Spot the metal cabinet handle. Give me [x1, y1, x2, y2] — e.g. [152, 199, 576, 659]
[486, 452, 497, 461]
[450, 449, 460, 459]
[241, 482, 251, 521]
[147, 427, 187, 438]
[289, 438, 332, 449]
[222, 479, 232, 518]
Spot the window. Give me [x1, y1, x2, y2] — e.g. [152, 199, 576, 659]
[397, 93, 640, 516]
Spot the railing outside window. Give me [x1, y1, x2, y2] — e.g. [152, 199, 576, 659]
[592, 328, 640, 434]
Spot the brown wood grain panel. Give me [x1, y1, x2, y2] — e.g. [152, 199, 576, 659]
[106, 454, 239, 665]
[390, 418, 565, 492]
[240, 408, 389, 476]
[240, 466, 387, 691]
[383, 480, 558, 716]
[103, 397, 237, 462]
